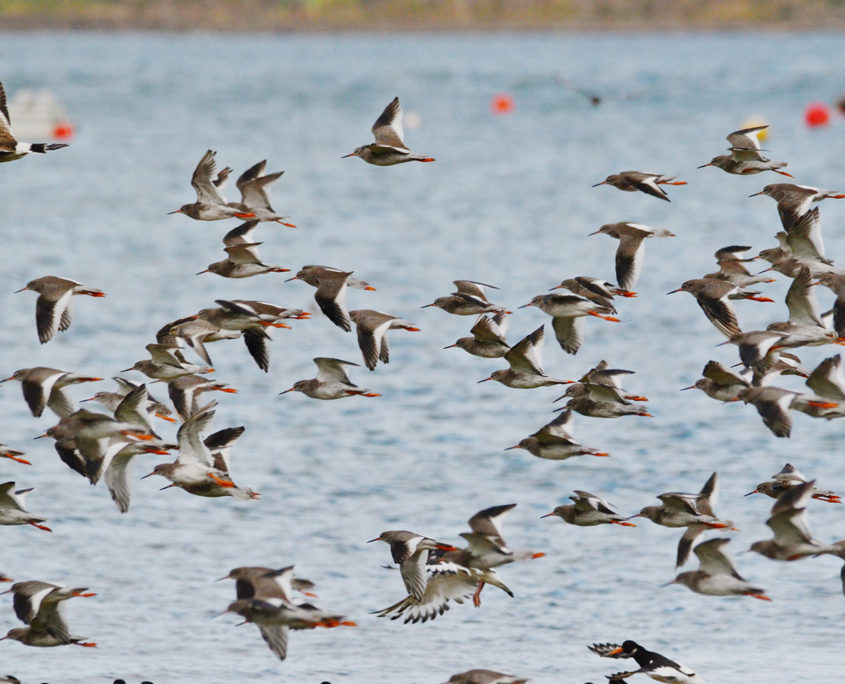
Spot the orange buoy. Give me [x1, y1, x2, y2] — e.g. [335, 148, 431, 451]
[804, 102, 830, 128]
[52, 122, 74, 139]
[491, 93, 514, 115]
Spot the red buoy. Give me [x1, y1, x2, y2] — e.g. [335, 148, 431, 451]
[805, 102, 830, 128]
[491, 93, 514, 115]
[53, 122, 74, 139]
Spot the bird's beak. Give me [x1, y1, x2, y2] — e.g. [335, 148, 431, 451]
[587, 229, 601, 236]
[697, 162, 713, 169]
[366, 537, 380, 543]
[540, 512, 556, 518]
[140, 472, 156, 480]
[278, 388, 295, 395]
[517, 303, 533, 309]
[285, 275, 298, 282]
[167, 209, 182, 215]
[748, 190, 765, 197]
[591, 181, 606, 187]
[504, 445, 520, 450]
[196, 269, 209, 275]
[13, 287, 28, 293]
[660, 579, 678, 588]
[607, 646, 624, 656]
[667, 288, 682, 294]
[744, 489, 759, 497]
[477, 376, 493, 383]
[443, 343, 458, 349]
[341, 153, 355, 158]
[421, 303, 434, 308]
[680, 385, 695, 391]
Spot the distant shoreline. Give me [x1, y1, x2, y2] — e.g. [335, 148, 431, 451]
[2, 0, 845, 33]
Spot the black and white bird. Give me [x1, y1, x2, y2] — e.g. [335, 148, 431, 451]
[0, 80, 68, 163]
[589, 640, 707, 683]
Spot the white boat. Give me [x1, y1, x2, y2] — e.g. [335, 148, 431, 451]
[7, 88, 74, 141]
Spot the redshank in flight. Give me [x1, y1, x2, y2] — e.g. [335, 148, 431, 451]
[348, 310, 420, 370]
[279, 358, 380, 400]
[1, 367, 101, 418]
[287, 265, 376, 332]
[698, 125, 792, 177]
[478, 326, 568, 388]
[0, 483, 50, 532]
[168, 150, 256, 221]
[505, 409, 608, 460]
[422, 281, 509, 316]
[343, 97, 434, 165]
[592, 170, 686, 202]
[667, 538, 770, 600]
[444, 312, 511, 358]
[14, 276, 104, 344]
[589, 222, 675, 292]
[542, 490, 634, 527]
[1, 581, 96, 648]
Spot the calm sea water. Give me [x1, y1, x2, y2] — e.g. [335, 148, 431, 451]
[1, 31, 845, 683]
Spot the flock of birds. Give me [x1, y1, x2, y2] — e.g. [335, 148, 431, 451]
[3, 76, 845, 683]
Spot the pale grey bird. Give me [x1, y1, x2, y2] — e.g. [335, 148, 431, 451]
[444, 312, 511, 358]
[505, 409, 609, 460]
[698, 125, 791, 177]
[168, 150, 256, 221]
[668, 278, 774, 339]
[592, 170, 686, 201]
[745, 463, 841, 504]
[558, 382, 651, 419]
[0, 483, 50, 532]
[589, 222, 675, 291]
[225, 159, 296, 226]
[635, 472, 735, 567]
[749, 481, 845, 561]
[14, 276, 104, 344]
[445, 669, 529, 684]
[681, 360, 750, 402]
[142, 403, 258, 501]
[519, 293, 619, 354]
[478, 326, 568, 388]
[703, 244, 776, 288]
[438, 504, 544, 606]
[667, 538, 770, 600]
[422, 280, 509, 316]
[0, 367, 102, 418]
[749, 182, 845, 232]
[287, 265, 375, 332]
[342, 97, 434, 165]
[541, 490, 635, 527]
[279, 358, 380, 400]
[0, 581, 96, 648]
[349, 310, 420, 370]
